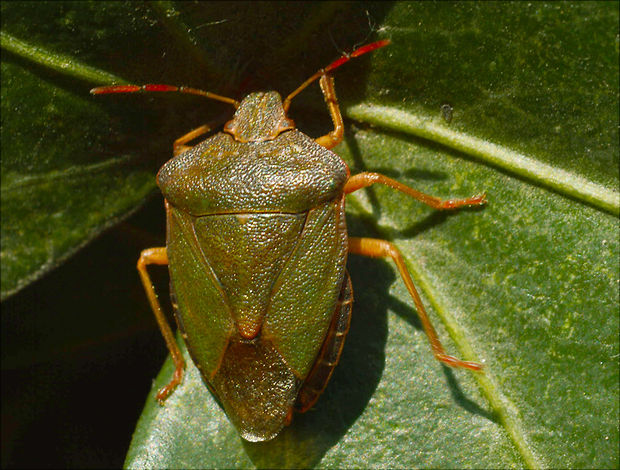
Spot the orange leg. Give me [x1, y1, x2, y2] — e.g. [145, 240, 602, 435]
[345, 172, 487, 209]
[348, 237, 482, 371]
[315, 74, 345, 150]
[137, 247, 185, 402]
[173, 123, 214, 156]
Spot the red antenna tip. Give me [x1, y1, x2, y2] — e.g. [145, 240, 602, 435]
[325, 38, 391, 73]
[351, 39, 391, 58]
[90, 85, 141, 95]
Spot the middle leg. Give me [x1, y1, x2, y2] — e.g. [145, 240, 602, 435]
[345, 172, 486, 209]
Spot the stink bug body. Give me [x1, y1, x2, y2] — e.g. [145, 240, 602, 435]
[92, 39, 486, 442]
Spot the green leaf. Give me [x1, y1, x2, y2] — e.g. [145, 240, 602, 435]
[2, 2, 618, 469]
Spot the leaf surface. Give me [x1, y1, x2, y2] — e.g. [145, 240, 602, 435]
[1, 2, 617, 469]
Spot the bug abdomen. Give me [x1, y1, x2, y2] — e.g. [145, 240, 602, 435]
[295, 272, 353, 412]
[210, 335, 301, 442]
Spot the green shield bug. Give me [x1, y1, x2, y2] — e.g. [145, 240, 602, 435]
[92, 39, 486, 442]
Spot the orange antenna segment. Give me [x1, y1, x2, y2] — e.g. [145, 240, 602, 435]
[283, 39, 390, 112]
[90, 84, 240, 108]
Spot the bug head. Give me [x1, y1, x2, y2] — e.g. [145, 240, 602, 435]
[223, 91, 295, 143]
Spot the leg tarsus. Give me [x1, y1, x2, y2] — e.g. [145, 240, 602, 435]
[345, 172, 487, 210]
[441, 192, 487, 209]
[348, 237, 482, 371]
[137, 247, 186, 402]
[156, 364, 185, 403]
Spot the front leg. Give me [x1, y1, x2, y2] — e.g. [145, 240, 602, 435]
[173, 123, 214, 156]
[315, 74, 345, 150]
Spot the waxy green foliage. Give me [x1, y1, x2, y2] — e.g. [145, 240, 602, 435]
[1, 2, 618, 468]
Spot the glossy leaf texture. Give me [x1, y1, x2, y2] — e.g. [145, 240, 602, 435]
[1, 2, 618, 469]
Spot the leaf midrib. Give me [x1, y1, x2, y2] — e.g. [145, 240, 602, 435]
[1, 156, 139, 192]
[403, 250, 543, 470]
[3, 26, 610, 469]
[346, 103, 620, 217]
[0, 31, 125, 86]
